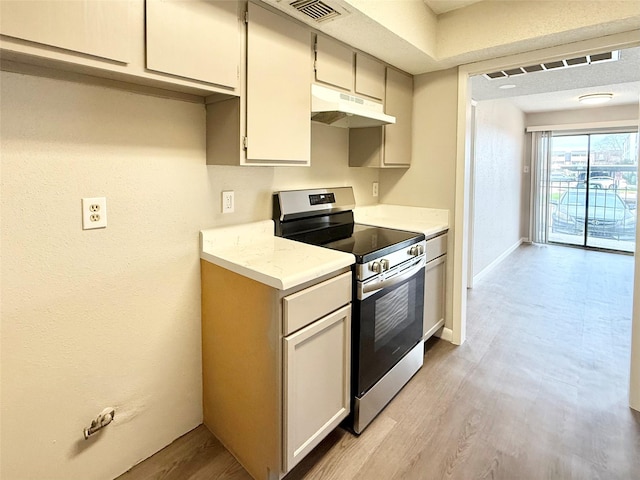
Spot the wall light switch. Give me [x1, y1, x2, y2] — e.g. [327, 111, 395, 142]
[222, 191, 234, 213]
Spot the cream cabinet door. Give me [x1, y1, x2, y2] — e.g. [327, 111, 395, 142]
[383, 68, 413, 166]
[283, 305, 351, 472]
[146, 0, 239, 88]
[0, 0, 130, 63]
[424, 255, 446, 339]
[246, 3, 311, 164]
[314, 35, 353, 92]
[355, 53, 385, 101]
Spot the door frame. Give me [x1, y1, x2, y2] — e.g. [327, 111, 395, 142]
[452, 31, 640, 410]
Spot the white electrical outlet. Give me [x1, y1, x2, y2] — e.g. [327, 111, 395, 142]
[82, 197, 107, 230]
[372, 182, 379, 197]
[222, 191, 234, 213]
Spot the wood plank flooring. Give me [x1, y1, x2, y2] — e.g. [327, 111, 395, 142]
[117, 244, 640, 480]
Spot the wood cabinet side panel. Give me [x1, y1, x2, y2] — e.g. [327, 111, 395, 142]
[201, 260, 281, 480]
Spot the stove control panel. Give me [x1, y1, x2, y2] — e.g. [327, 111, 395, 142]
[356, 240, 427, 281]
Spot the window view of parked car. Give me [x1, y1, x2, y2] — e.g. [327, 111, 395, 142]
[588, 176, 628, 189]
[552, 189, 636, 240]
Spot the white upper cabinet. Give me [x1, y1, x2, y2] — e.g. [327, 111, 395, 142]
[355, 53, 385, 101]
[314, 35, 353, 91]
[0, 0, 242, 96]
[314, 35, 385, 101]
[206, 3, 313, 166]
[349, 67, 413, 168]
[146, 0, 239, 89]
[0, 0, 130, 63]
[383, 68, 413, 166]
[245, 2, 311, 164]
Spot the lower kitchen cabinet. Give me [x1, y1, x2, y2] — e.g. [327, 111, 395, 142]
[423, 233, 447, 340]
[283, 305, 350, 471]
[201, 261, 351, 480]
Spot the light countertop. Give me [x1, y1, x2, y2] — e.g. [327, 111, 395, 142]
[354, 204, 449, 238]
[200, 220, 354, 291]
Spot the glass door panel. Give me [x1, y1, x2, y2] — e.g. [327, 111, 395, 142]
[586, 133, 638, 252]
[549, 135, 588, 247]
[548, 132, 638, 253]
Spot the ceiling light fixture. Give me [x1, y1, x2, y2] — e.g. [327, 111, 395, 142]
[578, 93, 613, 105]
[499, 84, 516, 89]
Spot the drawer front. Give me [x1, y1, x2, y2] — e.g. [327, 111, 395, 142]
[284, 272, 351, 335]
[426, 233, 448, 263]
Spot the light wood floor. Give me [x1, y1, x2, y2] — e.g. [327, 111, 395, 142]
[117, 244, 640, 480]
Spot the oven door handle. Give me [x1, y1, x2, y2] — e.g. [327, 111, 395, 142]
[361, 256, 426, 298]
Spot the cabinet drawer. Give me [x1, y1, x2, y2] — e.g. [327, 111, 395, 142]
[426, 233, 448, 263]
[284, 272, 351, 335]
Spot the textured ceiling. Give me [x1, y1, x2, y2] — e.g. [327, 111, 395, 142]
[423, 0, 484, 15]
[470, 46, 640, 112]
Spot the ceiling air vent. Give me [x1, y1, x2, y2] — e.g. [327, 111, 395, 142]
[483, 50, 620, 80]
[290, 0, 341, 22]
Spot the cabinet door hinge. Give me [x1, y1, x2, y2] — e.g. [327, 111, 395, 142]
[242, 136, 248, 150]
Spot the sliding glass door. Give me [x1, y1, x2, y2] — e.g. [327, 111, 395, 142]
[548, 132, 638, 253]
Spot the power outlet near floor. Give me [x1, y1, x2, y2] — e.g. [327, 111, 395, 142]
[222, 191, 234, 213]
[82, 197, 107, 230]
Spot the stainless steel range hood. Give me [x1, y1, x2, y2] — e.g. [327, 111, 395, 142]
[311, 84, 396, 128]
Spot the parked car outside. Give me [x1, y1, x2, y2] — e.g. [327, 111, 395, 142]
[588, 176, 628, 189]
[552, 189, 636, 239]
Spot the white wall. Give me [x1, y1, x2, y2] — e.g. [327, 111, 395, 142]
[1, 71, 209, 480]
[206, 122, 379, 227]
[380, 67, 459, 329]
[630, 100, 640, 412]
[472, 99, 525, 278]
[526, 104, 639, 128]
[0, 71, 378, 480]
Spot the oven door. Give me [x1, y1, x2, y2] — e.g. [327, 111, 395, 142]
[353, 257, 425, 397]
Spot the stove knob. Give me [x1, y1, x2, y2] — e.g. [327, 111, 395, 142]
[380, 259, 390, 271]
[371, 261, 382, 273]
[410, 245, 421, 256]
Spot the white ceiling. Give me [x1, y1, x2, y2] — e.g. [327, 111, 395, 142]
[470, 46, 640, 113]
[423, 0, 484, 15]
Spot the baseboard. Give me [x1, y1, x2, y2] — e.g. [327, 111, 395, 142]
[473, 237, 524, 285]
[436, 327, 453, 343]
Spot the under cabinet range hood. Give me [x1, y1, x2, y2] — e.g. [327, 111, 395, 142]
[311, 84, 396, 128]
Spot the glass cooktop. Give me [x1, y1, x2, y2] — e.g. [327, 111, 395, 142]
[322, 223, 424, 264]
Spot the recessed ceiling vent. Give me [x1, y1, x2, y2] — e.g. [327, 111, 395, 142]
[483, 51, 620, 80]
[290, 0, 341, 22]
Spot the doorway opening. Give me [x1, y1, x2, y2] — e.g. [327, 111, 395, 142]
[542, 131, 638, 253]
